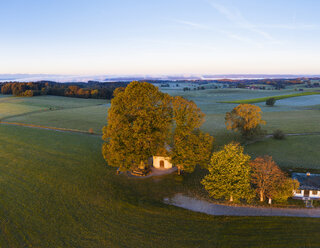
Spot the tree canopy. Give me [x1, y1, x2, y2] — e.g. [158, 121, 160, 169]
[250, 156, 299, 203]
[201, 142, 254, 202]
[171, 96, 213, 174]
[225, 104, 266, 138]
[102, 82, 213, 173]
[102, 81, 172, 171]
[272, 178, 299, 203]
[266, 97, 276, 106]
[250, 156, 285, 202]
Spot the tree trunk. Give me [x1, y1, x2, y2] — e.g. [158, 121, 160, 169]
[268, 198, 272, 205]
[230, 195, 233, 202]
[260, 190, 264, 202]
[177, 165, 182, 175]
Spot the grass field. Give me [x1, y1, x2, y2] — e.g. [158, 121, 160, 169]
[1, 91, 319, 158]
[0, 95, 109, 133]
[5, 104, 109, 133]
[219, 92, 320, 104]
[1, 125, 320, 247]
[245, 135, 320, 170]
[0, 102, 44, 119]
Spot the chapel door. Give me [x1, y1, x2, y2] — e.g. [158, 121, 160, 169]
[160, 160, 164, 168]
[304, 190, 310, 197]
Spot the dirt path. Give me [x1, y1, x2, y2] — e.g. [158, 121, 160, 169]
[127, 167, 178, 178]
[164, 194, 320, 218]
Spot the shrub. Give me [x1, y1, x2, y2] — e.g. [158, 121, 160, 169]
[273, 129, 286, 140]
[266, 97, 276, 106]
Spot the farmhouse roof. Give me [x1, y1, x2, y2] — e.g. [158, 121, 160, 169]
[292, 173, 320, 190]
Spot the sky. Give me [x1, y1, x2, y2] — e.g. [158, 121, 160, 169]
[0, 0, 320, 75]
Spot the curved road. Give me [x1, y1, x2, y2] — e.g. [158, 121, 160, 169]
[165, 194, 320, 218]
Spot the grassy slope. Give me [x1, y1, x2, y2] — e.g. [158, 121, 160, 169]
[5, 104, 108, 133]
[1, 125, 320, 248]
[0, 102, 44, 119]
[1, 95, 109, 133]
[0, 95, 107, 108]
[219, 92, 320, 104]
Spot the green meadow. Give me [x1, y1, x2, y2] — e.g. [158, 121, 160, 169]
[1, 125, 320, 247]
[246, 135, 320, 170]
[1, 88, 320, 247]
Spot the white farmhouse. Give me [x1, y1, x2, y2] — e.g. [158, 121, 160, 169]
[292, 172, 320, 200]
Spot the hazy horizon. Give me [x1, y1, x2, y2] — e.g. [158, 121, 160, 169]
[1, 73, 320, 83]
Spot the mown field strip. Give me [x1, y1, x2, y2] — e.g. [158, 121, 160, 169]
[219, 91, 320, 104]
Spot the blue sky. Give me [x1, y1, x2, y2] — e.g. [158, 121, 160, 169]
[0, 0, 319, 75]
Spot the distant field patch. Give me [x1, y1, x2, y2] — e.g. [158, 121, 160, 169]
[219, 92, 320, 104]
[263, 110, 320, 134]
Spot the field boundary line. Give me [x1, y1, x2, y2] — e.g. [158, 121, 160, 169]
[0, 121, 102, 136]
[0, 103, 107, 121]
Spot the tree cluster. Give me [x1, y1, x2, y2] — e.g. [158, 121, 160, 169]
[102, 81, 213, 173]
[201, 144, 299, 204]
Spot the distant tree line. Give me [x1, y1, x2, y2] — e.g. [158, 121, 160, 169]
[0, 81, 128, 99]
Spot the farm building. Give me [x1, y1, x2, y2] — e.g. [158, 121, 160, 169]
[153, 156, 173, 169]
[292, 172, 320, 200]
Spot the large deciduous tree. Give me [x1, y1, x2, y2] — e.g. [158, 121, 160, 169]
[201, 142, 254, 202]
[225, 104, 266, 138]
[102, 81, 172, 171]
[250, 156, 299, 203]
[171, 97, 213, 174]
[250, 156, 284, 202]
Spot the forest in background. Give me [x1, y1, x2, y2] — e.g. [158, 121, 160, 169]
[0, 81, 128, 99]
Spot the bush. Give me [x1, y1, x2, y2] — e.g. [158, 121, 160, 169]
[266, 97, 276, 106]
[273, 129, 286, 140]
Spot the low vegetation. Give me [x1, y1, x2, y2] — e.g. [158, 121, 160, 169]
[273, 129, 286, 140]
